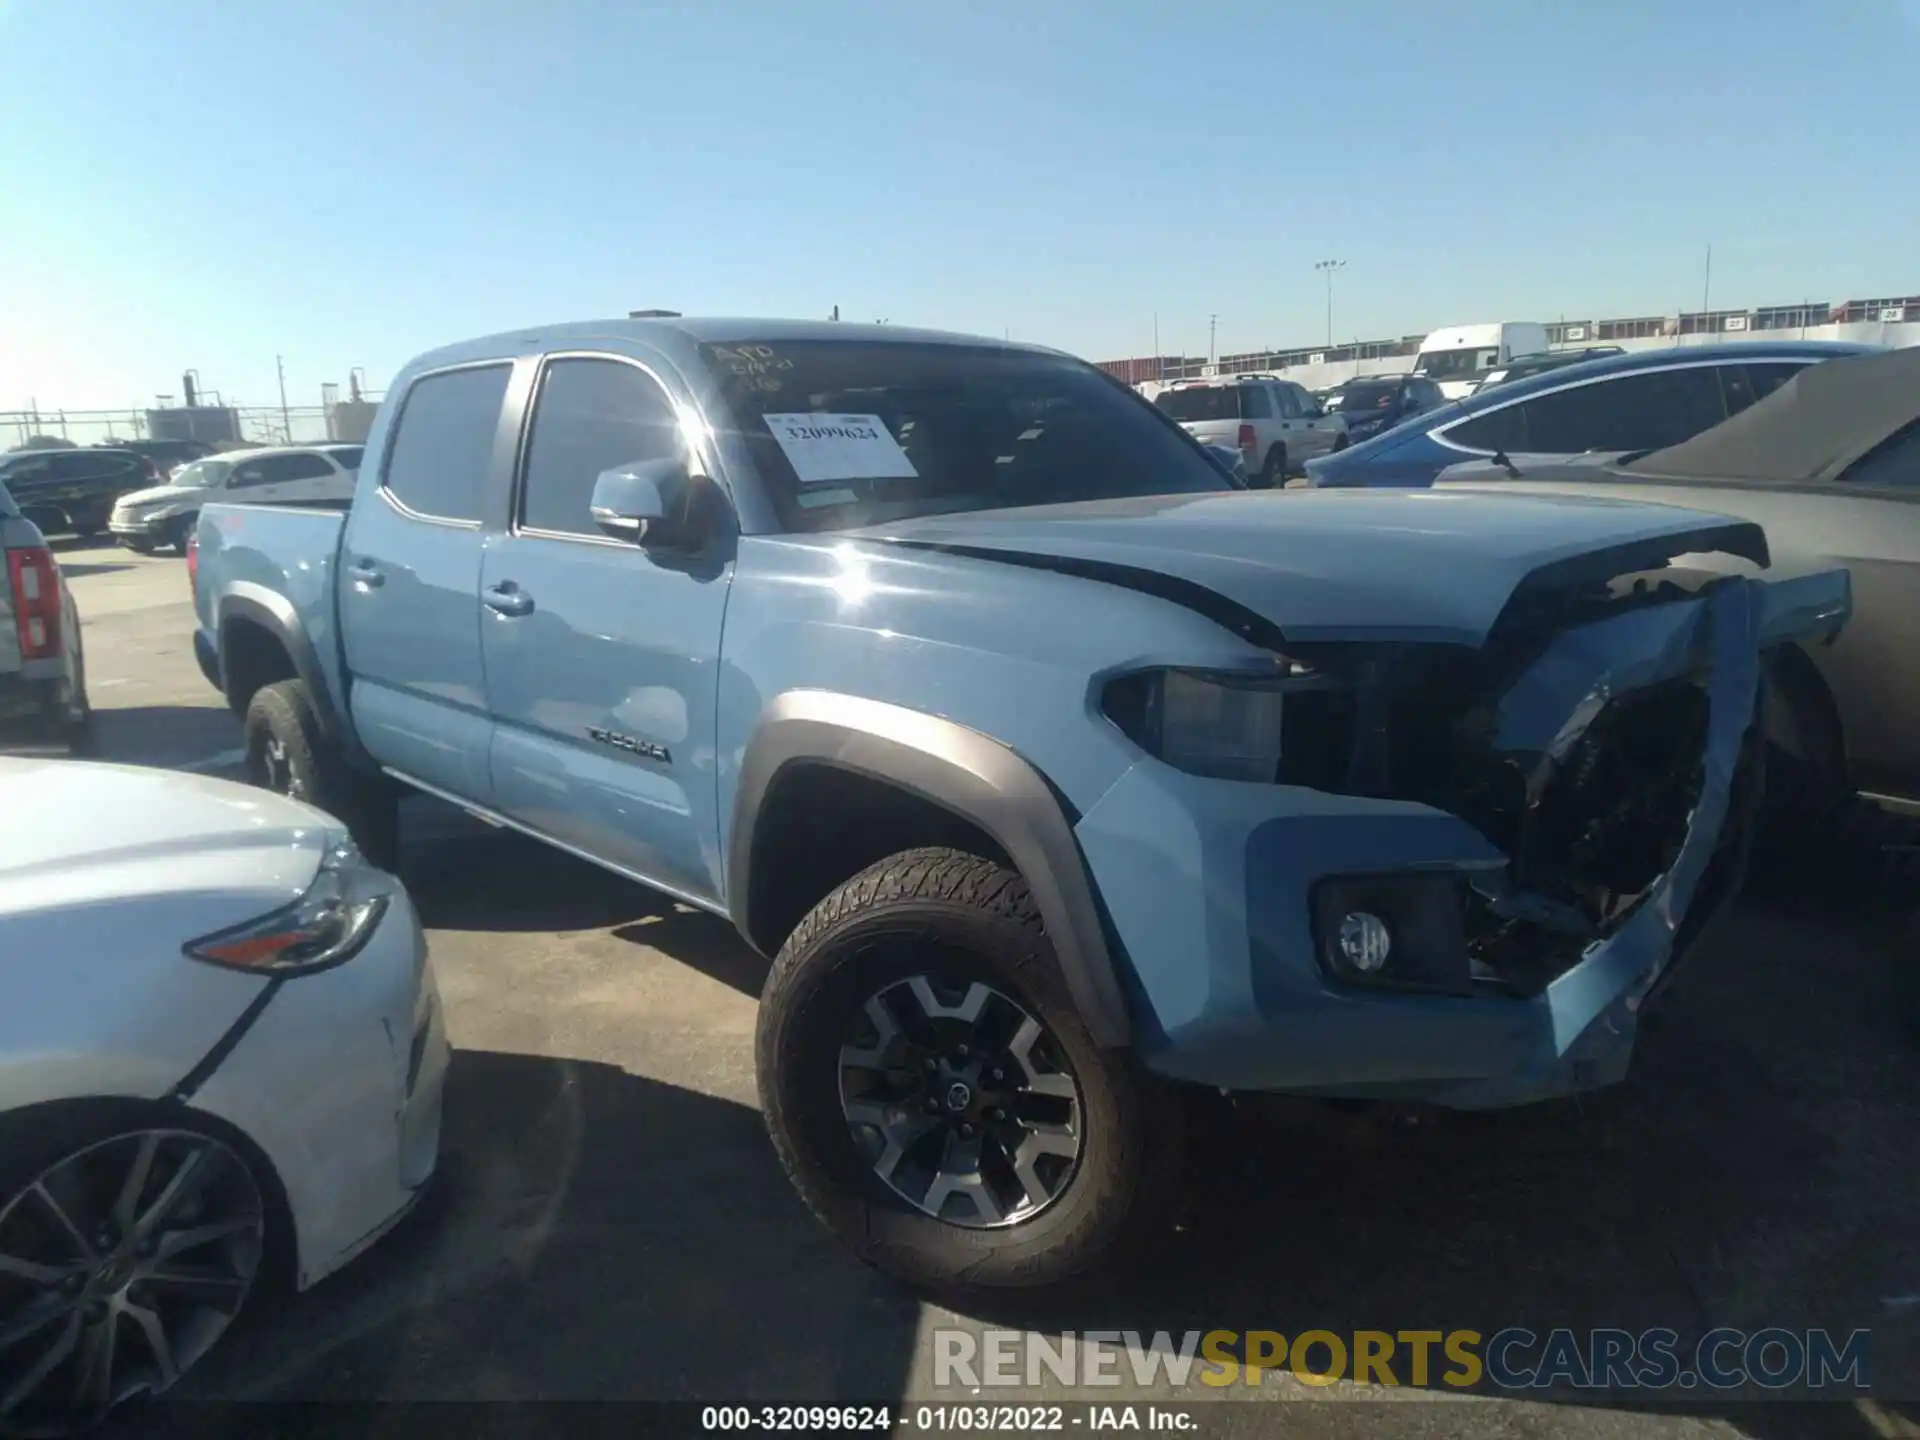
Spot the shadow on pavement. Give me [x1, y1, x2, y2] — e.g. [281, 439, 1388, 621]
[152, 1049, 921, 1411]
[57, 558, 141, 580]
[92, 703, 239, 770]
[49, 535, 121, 556]
[399, 808, 771, 996]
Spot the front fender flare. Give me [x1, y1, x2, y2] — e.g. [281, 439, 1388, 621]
[729, 690, 1133, 1048]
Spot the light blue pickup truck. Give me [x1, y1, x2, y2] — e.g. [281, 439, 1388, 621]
[191, 318, 1851, 1293]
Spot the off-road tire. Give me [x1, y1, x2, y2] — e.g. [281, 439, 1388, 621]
[756, 846, 1179, 1297]
[242, 679, 399, 869]
[1258, 445, 1288, 488]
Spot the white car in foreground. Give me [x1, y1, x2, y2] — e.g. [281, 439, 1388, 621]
[0, 759, 446, 1431]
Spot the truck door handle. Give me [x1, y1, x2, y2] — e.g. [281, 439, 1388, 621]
[483, 582, 534, 618]
[348, 559, 384, 588]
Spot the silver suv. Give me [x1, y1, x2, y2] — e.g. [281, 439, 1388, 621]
[1154, 375, 1350, 487]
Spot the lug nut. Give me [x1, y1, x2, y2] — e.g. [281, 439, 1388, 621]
[956, 1045, 970, 1058]
[960, 1123, 975, 1137]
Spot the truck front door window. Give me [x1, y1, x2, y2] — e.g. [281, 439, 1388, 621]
[520, 359, 685, 537]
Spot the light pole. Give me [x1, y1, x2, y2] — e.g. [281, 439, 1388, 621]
[1315, 260, 1346, 350]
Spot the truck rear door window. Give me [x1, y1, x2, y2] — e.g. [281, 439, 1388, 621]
[518, 358, 683, 537]
[381, 363, 511, 522]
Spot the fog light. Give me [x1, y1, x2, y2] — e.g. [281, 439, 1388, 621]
[1336, 911, 1392, 973]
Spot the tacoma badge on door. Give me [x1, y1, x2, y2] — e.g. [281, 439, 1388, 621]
[587, 726, 671, 762]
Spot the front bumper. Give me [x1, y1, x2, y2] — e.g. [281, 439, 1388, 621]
[109, 510, 179, 541]
[1076, 572, 1842, 1109]
[186, 884, 450, 1288]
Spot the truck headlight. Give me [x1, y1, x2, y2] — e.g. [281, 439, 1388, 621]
[185, 838, 391, 974]
[1102, 667, 1290, 782]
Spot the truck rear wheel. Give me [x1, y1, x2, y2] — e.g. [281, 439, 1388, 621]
[755, 846, 1178, 1296]
[242, 679, 398, 869]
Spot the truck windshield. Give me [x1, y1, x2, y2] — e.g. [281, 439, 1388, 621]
[703, 340, 1233, 533]
[1334, 380, 1404, 411]
[1414, 348, 1497, 381]
[169, 459, 231, 489]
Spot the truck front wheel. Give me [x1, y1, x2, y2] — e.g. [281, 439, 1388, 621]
[755, 846, 1178, 1296]
[242, 679, 398, 868]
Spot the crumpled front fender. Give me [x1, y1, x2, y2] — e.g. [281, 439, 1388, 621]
[1075, 568, 1849, 1108]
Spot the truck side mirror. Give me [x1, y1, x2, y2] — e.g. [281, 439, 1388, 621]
[591, 458, 706, 550]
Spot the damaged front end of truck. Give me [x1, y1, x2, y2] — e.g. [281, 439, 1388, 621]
[1059, 514, 1852, 1107]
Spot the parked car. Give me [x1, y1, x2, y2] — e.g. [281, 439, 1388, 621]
[96, 438, 218, 478]
[1472, 346, 1626, 393]
[110, 444, 362, 554]
[1305, 341, 1877, 489]
[1433, 342, 1920, 808]
[190, 317, 1848, 1293]
[1321, 373, 1448, 443]
[1153, 374, 1349, 486]
[0, 448, 159, 539]
[0, 758, 447, 1431]
[0, 482, 92, 755]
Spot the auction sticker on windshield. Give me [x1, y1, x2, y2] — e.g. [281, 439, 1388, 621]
[763, 413, 918, 483]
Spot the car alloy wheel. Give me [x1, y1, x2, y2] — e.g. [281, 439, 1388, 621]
[0, 1129, 265, 1436]
[838, 975, 1084, 1229]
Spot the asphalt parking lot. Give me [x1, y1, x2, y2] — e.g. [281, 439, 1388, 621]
[53, 538, 1919, 1438]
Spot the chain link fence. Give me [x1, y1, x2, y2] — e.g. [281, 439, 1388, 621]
[2, 401, 381, 452]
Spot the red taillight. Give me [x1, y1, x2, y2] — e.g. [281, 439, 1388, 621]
[1237, 423, 1257, 452]
[186, 532, 199, 591]
[7, 546, 62, 660]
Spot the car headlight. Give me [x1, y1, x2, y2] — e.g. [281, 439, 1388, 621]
[1101, 667, 1294, 782]
[184, 838, 391, 975]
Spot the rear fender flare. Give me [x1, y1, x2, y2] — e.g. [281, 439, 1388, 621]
[217, 584, 349, 748]
[728, 690, 1134, 1048]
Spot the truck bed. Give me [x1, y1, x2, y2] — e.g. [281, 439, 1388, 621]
[194, 502, 351, 726]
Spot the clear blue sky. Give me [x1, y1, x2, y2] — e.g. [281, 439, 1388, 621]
[4, 0, 1918, 410]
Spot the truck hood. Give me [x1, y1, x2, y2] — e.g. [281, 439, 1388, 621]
[113, 483, 204, 509]
[856, 489, 1770, 647]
